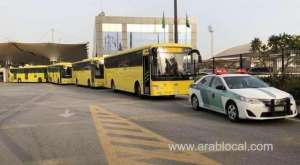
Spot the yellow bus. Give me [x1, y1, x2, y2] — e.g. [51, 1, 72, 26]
[47, 62, 73, 84]
[8, 65, 48, 83]
[72, 57, 104, 88]
[104, 43, 201, 97]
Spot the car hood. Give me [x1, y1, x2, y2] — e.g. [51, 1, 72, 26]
[231, 87, 291, 100]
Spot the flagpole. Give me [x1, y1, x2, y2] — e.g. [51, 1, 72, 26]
[164, 28, 166, 43]
[185, 20, 188, 44]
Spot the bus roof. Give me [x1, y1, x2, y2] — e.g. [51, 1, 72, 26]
[105, 43, 193, 58]
[10, 65, 48, 69]
[49, 62, 72, 67]
[72, 57, 103, 65]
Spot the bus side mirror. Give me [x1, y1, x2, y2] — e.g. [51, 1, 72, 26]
[191, 49, 202, 63]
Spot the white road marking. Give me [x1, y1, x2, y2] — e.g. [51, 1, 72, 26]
[59, 109, 75, 118]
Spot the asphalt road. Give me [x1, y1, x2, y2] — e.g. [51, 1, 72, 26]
[0, 83, 299, 165]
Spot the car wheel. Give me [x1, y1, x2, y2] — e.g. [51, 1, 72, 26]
[191, 95, 200, 111]
[226, 101, 239, 122]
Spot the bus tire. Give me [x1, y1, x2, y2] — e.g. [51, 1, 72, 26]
[111, 80, 116, 92]
[134, 82, 141, 97]
[87, 79, 91, 88]
[38, 78, 42, 83]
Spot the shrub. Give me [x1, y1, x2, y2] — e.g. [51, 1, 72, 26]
[260, 75, 300, 101]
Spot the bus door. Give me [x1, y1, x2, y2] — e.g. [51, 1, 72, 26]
[25, 70, 28, 80]
[0, 72, 3, 82]
[143, 50, 151, 95]
[91, 64, 95, 85]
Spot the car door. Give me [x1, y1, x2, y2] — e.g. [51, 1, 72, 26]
[196, 76, 213, 108]
[208, 77, 226, 112]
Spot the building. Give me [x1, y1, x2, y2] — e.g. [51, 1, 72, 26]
[93, 13, 197, 56]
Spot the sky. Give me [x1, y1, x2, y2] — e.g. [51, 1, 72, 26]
[0, 0, 300, 59]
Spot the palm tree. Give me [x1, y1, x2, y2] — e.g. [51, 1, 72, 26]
[251, 38, 262, 54]
[268, 35, 280, 53]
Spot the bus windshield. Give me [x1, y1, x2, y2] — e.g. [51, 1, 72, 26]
[62, 67, 72, 78]
[152, 48, 195, 80]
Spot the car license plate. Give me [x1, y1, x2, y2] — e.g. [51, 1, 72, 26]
[275, 106, 284, 111]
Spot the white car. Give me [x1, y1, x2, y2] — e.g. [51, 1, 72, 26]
[189, 74, 298, 121]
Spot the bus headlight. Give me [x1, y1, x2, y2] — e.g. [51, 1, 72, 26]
[240, 96, 261, 104]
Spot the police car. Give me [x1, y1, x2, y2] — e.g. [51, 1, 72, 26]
[189, 74, 298, 121]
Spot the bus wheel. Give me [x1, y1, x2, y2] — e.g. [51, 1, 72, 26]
[38, 78, 42, 83]
[87, 79, 91, 88]
[111, 80, 116, 91]
[135, 82, 141, 97]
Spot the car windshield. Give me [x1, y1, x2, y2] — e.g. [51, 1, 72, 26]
[152, 47, 195, 79]
[224, 76, 269, 89]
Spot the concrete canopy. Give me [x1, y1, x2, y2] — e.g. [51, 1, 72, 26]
[214, 43, 252, 59]
[0, 42, 88, 66]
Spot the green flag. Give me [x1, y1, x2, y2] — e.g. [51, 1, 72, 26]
[162, 12, 166, 29]
[186, 13, 190, 28]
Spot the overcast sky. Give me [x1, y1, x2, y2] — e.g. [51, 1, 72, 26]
[0, 0, 299, 59]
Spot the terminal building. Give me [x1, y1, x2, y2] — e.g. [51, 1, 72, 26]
[93, 13, 198, 56]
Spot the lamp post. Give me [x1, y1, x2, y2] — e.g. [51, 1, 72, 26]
[174, 0, 178, 43]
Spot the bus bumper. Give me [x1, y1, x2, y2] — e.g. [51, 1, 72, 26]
[150, 80, 193, 96]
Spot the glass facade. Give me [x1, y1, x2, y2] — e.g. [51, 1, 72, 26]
[178, 25, 192, 45]
[127, 24, 169, 48]
[102, 24, 122, 53]
[94, 16, 196, 56]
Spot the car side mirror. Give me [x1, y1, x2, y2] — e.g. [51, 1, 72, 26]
[216, 85, 226, 90]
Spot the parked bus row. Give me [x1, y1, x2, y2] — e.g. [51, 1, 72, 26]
[7, 43, 201, 97]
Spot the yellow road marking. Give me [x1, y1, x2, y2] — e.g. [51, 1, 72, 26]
[90, 105, 220, 165]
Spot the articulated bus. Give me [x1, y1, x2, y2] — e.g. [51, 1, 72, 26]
[47, 62, 73, 84]
[72, 57, 104, 88]
[8, 65, 48, 83]
[104, 43, 201, 97]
